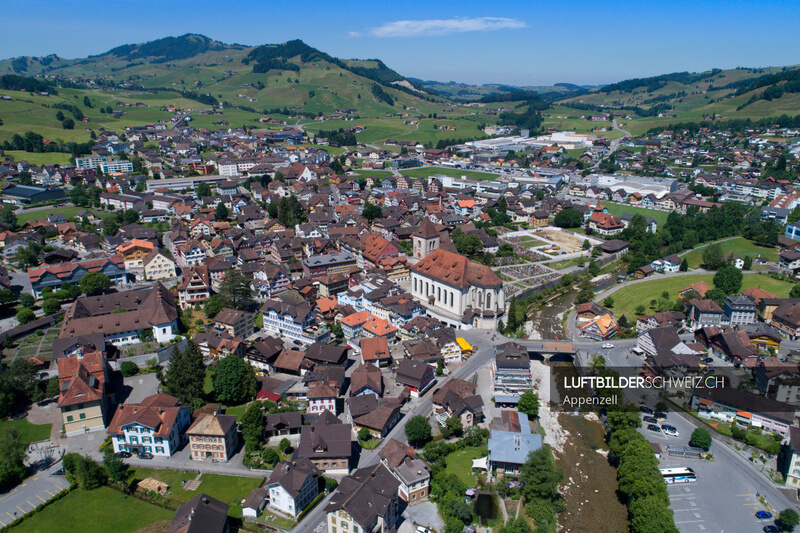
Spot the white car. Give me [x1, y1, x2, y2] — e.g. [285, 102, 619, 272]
[661, 425, 679, 437]
[602, 343, 614, 349]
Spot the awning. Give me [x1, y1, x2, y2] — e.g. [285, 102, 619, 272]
[699, 398, 713, 406]
[472, 457, 488, 471]
[736, 411, 752, 418]
[456, 338, 473, 351]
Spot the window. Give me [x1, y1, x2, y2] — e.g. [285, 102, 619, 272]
[79, 413, 86, 420]
[66, 415, 73, 422]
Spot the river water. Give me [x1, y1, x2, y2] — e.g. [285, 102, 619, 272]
[529, 270, 630, 531]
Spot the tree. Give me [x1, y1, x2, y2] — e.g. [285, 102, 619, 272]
[363, 200, 382, 221]
[553, 208, 582, 228]
[358, 427, 372, 442]
[123, 209, 139, 224]
[213, 355, 258, 405]
[453, 501, 472, 523]
[119, 361, 139, 377]
[217, 270, 255, 311]
[574, 279, 595, 305]
[602, 296, 614, 308]
[702, 243, 725, 270]
[518, 391, 540, 418]
[791, 284, 800, 299]
[279, 438, 292, 453]
[197, 182, 211, 199]
[16, 307, 35, 325]
[779, 509, 800, 532]
[456, 234, 484, 255]
[713, 265, 743, 295]
[203, 294, 224, 318]
[19, 294, 35, 308]
[261, 447, 279, 466]
[442, 416, 463, 439]
[405, 415, 432, 447]
[103, 447, 128, 485]
[80, 271, 111, 296]
[163, 342, 206, 406]
[62, 118, 75, 130]
[0, 429, 27, 491]
[743, 255, 753, 270]
[325, 477, 338, 492]
[42, 298, 61, 315]
[330, 323, 344, 340]
[55, 110, 65, 121]
[215, 202, 229, 221]
[436, 359, 444, 376]
[689, 428, 712, 450]
[0, 206, 17, 229]
[241, 401, 266, 452]
[63, 453, 106, 490]
[679, 258, 689, 272]
[519, 446, 563, 511]
[582, 239, 591, 250]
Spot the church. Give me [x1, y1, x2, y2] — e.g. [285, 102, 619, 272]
[410, 248, 504, 330]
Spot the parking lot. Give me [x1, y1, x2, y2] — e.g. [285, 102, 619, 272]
[638, 407, 796, 532]
[0, 467, 70, 528]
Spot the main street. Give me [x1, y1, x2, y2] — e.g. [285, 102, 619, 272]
[293, 328, 502, 533]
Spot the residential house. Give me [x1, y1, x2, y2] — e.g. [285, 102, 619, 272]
[266, 459, 322, 518]
[378, 438, 430, 504]
[325, 464, 400, 533]
[687, 299, 727, 331]
[431, 378, 484, 428]
[395, 359, 435, 398]
[57, 351, 111, 435]
[488, 411, 543, 476]
[492, 342, 532, 396]
[186, 413, 238, 462]
[297, 411, 353, 474]
[168, 493, 229, 533]
[213, 308, 254, 339]
[177, 266, 212, 310]
[106, 393, 191, 457]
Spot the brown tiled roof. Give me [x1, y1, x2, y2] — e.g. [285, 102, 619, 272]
[60, 283, 178, 339]
[411, 248, 501, 288]
[106, 393, 185, 437]
[350, 363, 382, 396]
[273, 349, 305, 372]
[378, 437, 418, 469]
[360, 337, 391, 362]
[27, 255, 124, 283]
[185, 413, 236, 437]
[57, 352, 107, 408]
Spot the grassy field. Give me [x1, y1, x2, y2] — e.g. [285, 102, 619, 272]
[444, 446, 486, 486]
[545, 256, 587, 270]
[399, 166, 500, 181]
[130, 467, 262, 517]
[608, 273, 795, 320]
[682, 237, 779, 268]
[16, 206, 104, 225]
[0, 418, 52, 445]
[3, 151, 74, 166]
[9, 487, 172, 533]
[518, 237, 547, 248]
[599, 202, 670, 226]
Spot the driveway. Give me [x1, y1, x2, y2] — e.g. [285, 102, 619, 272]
[398, 501, 444, 533]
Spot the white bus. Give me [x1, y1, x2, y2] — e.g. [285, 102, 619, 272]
[660, 467, 697, 484]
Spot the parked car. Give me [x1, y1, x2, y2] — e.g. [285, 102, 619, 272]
[643, 416, 658, 424]
[139, 452, 154, 460]
[702, 358, 713, 364]
[763, 526, 781, 533]
[646, 424, 662, 433]
[639, 406, 654, 415]
[116, 451, 132, 458]
[661, 425, 679, 437]
[602, 343, 614, 349]
[755, 511, 773, 520]
[654, 412, 668, 421]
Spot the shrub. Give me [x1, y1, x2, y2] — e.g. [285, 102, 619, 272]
[119, 361, 139, 377]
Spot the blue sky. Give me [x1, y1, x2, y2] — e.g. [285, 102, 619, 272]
[4, 0, 800, 86]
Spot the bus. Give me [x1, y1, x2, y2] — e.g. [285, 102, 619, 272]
[660, 467, 697, 484]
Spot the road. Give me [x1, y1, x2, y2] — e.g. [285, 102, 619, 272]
[293, 328, 503, 533]
[0, 463, 70, 528]
[590, 119, 629, 169]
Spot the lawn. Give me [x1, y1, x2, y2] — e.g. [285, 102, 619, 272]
[16, 206, 103, 225]
[4, 151, 73, 166]
[607, 273, 795, 320]
[682, 237, 779, 268]
[444, 446, 487, 486]
[399, 166, 500, 181]
[223, 404, 248, 420]
[599, 202, 670, 226]
[545, 256, 587, 270]
[9, 487, 172, 533]
[0, 417, 52, 445]
[130, 468, 262, 518]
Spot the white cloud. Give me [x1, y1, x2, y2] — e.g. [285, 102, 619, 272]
[365, 17, 526, 38]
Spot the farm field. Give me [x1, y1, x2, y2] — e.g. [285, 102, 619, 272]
[8, 487, 172, 533]
[681, 237, 779, 268]
[15, 206, 103, 225]
[608, 273, 794, 320]
[3, 151, 73, 166]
